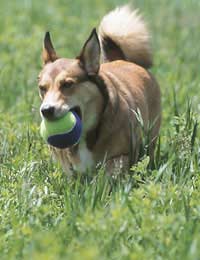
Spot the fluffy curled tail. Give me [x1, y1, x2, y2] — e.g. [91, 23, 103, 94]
[98, 5, 152, 68]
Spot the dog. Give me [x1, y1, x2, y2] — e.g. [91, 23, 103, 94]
[38, 5, 161, 175]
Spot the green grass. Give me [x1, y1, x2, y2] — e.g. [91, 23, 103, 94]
[0, 0, 200, 259]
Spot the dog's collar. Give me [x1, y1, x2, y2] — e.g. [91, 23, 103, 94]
[87, 74, 109, 112]
[85, 74, 109, 150]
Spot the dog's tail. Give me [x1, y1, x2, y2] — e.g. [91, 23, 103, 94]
[98, 5, 152, 68]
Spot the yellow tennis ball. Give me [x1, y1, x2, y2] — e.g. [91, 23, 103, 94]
[40, 112, 76, 141]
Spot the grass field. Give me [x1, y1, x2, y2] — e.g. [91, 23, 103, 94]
[0, 0, 200, 259]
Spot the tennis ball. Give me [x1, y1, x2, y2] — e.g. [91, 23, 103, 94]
[40, 112, 76, 141]
[40, 111, 82, 149]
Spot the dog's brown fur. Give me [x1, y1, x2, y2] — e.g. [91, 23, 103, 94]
[38, 5, 161, 175]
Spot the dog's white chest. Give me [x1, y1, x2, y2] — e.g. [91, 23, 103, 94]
[74, 142, 94, 172]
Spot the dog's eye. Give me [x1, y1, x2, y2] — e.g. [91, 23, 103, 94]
[61, 80, 74, 90]
[39, 86, 47, 95]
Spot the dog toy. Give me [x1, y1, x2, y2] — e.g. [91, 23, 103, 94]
[40, 111, 82, 149]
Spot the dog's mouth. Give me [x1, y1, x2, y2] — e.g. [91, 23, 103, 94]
[70, 106, 82, 120]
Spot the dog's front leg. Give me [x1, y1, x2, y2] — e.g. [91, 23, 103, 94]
[105, 155, 129, 176]
[50, 147, 74, 176]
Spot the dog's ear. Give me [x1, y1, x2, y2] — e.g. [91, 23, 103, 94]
[42, 32, 58, 64]
[78, 28, 100, 75]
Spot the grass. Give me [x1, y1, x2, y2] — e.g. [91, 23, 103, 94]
[0, 0, 200, 259]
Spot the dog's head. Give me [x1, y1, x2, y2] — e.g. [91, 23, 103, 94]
[38, 29, 106, 137]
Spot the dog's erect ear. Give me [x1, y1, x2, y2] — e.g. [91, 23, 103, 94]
[78, 28, 100, 75]
[42, 32, 58, 64]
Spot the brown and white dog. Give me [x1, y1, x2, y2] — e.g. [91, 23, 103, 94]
[38, 5, 161, 175]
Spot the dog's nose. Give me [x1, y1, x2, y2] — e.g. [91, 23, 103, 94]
[41, 105, 55, 119]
